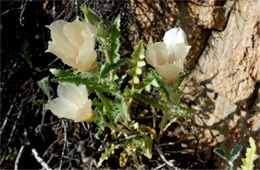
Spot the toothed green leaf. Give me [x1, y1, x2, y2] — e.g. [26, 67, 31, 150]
[107, 15, 120, 64]
[98, 144, 120, 167]
[142, 135, 152, 159]
[37, 77, 51, 99]
[49, 68, 74, 77]
[112, 97, 129, 125]
[241, 137, 259, 170]
[133, 93, 163, 110]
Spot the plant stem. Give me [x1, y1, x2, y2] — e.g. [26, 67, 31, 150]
[104, 49, 111, 64]
[104, 122, 131, 136]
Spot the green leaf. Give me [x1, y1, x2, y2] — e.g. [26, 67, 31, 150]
[117, 74, 127, 85]
[98, 144, 120, 167]
[130, 40, 144, 61]
[241, 137, 259, 170]
[100, 59, 126, 77]
[142, 135, 153, 159]
[37, 77, 51, 99]
[107, 15, 120, 64]
[94, 121, 105, 139]
[95, 90, 113, 113]
[150, 70, 170, 100]
[220, 143, 229, 158]
[133, 93, 163, 110]
[159, 111, 169, 131]
[137, 72, 159, 93]
[112, 97, 129, 124]
[168, 105, 196, 116]
[20, 42, 32, 69]
[49, 68, 74, 77]
[214, 147, 228, 161]
[230, 144, 243, 163]
[81, 5, 102, 26]
[51, 74, 117, 94]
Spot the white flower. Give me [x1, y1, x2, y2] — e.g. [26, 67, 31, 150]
[46, 17, 97, 72]
[146, 27, 191, 82]
[46, 83, 93, 122]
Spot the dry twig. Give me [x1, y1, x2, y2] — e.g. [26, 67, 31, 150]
[14, 145, 25, 170]
[0, 97, 16, 136]
[154, 144, 180, 170]
[32, 148, 52, 170]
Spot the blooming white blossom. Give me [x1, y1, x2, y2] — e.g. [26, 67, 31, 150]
[46, 83, 93, 122]
[46, 17, 97, 72]
[146, 27, 191, 82]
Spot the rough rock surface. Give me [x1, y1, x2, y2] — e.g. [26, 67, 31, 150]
[182, 0, 260, 168]
[124, 0, 260, 168]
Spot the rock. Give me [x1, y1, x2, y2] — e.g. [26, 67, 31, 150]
[197, 6, 227, 30]
[122, 0, 260, 168]
[182, 0, 260, 168]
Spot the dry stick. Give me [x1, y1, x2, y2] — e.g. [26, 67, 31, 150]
[154, 161, 174, 170]
[8, 110, 23, 144]
[19, 0, 29, 26]
[59, 120, 67, 170]
[154, 162, 167, 170]
[154, 144, 180, 170]
[0, 97, 16, 136]
[43, 139, 59, 158]
[32, 148, 52, 170]
[14, 145, 25, 170]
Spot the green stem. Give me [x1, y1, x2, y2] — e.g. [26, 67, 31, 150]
[104, 122, 131, 136]
[95, 90, 112, 113]
[102, 39, 114, 81]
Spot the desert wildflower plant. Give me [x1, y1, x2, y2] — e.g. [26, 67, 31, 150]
[38, 5, 195, 168]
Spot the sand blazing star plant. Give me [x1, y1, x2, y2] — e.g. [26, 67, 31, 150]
[38, 5, 194, 168]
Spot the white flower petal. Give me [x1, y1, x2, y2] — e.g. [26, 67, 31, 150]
[57, 83, 87, 106]
[47, 83, 93, 122]
[77, 35, 97, 71]
[163, 27, 188, 47]
[47, 41, 80, 69]
[46, 97, 77, 120]
[47, 20, 76, 56]
[63, 18, 85, 48]
[46, 18, 97, 72]
[46, 41, 67, 58]
[82, 23, 97, 37]
[155, 60, 183, 82]
[146, 42, 169, 67]
[74, 100, 93, 122]
[168, 43, 191, 62]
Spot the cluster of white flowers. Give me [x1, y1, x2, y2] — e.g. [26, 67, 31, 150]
[46, 18, 96, 122]
[46, 18, 190, 122]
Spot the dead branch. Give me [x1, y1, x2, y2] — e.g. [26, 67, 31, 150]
[154, 144, 180, 170]
[14, 145, 25, 170]
[32, 148, 52, 170]
[0, 97, 16, 136]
